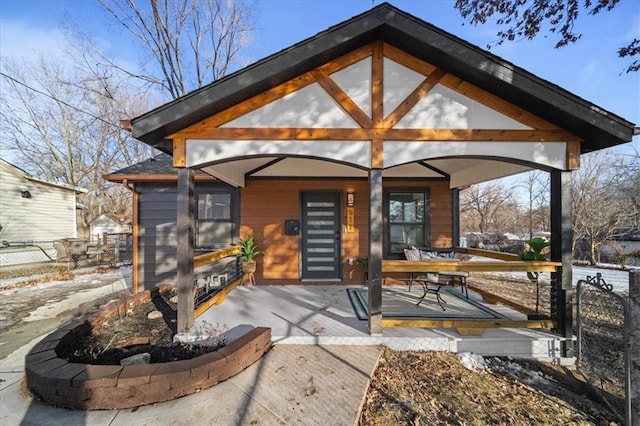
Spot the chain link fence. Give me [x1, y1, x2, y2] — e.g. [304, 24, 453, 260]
[575, 274, 628, 422]
[0, 233, 132, 279]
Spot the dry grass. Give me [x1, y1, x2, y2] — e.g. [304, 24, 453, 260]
[360, 349, 618, 425]
[360, 272, 624, 425]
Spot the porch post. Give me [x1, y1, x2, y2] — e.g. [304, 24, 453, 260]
[177, 167, 195, 334]
[368, 169, 383, 334]
[452, 188, 460, 247]
[550, 170, 574, 358]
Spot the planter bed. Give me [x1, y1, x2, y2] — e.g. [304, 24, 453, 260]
[24, 284, 272, 410]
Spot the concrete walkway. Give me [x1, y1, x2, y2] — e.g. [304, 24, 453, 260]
[1, 342, 381, 425]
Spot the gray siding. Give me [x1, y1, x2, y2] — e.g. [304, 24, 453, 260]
[136, 182, 239, 290]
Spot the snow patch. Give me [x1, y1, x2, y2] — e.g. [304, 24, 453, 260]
[457, 352, 486, 372]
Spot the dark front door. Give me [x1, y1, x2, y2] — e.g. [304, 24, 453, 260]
[301, 192, 342, 280]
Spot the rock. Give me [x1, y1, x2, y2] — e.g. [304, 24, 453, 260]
[169, 295, 178, 304]
[120, 352, 151, 366]
[173, 332, 222, 347]
[147, 310, 163, 320]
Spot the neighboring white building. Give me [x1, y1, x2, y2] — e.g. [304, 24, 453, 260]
[0, 159, 85, 265]
[90, 213, 132, 240]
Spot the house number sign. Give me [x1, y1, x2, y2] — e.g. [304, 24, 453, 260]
[346, 207, 355, 233]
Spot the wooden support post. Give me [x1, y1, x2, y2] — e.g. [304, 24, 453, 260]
[177, 168, 195, 334]
[629, 269, 639, 426]
[452, 188, 460, 247]
[550, 170, 574, 358]
[131, 188, 140, 293]
[368, 169, 383, 335]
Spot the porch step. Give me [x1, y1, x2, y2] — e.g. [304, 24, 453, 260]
[273, 328, 574, 364]
[437, 328, 573, 363]
[272, 334, 455, 351]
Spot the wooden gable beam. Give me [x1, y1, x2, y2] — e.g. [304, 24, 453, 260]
[441, 75, 564, 131]
[171, 127, 574, 142]
[383, 68, 447, 129]
[566, 139, 581, 170]
[311, 69, 372, 128]
[169, 45, 374, 138]
[169, 40, 582, 162]
[173, 138, 186, 167]
[371, 41, 384, 169]
[384, 42, 581, 138]
[383, 43, 436, 76]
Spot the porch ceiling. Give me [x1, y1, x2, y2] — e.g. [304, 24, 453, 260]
[199, 156, 531, 188]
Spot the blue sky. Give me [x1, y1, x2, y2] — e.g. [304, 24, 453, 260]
[1, 0, 638, 145]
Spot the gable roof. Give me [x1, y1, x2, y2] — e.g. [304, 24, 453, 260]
[131, 2, 634, 155]
[0, 158, 86, 193]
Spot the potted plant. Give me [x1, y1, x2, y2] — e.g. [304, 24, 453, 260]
[239, 236, 262, 286]
[521, 236, 550, 313]
[356, 257, 368, 282]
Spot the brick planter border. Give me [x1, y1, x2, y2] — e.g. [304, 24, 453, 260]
[25, 284, 272, 410]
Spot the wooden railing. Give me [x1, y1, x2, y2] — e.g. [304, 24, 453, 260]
[382, 259, 561, 273]
[194, 246, 241, 267]
[380, 247, 561, 333]
[193, 246, 243, 318]
[382, 247, 561, 274]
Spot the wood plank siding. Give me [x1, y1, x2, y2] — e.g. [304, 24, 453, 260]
[240, 179, 453, 285]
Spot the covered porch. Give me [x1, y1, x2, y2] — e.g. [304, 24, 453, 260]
[124, 4, 634, 360]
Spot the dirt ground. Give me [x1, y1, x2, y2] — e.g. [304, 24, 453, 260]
[57, 289, 223, 364]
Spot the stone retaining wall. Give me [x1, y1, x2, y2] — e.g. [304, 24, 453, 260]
[24, 284, 272, 410]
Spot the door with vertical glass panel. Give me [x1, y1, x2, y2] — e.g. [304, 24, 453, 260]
[301, 192, 341, 280]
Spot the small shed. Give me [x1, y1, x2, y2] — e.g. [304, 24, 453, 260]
[89, 214, 132, 240]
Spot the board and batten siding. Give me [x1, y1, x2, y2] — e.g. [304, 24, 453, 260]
[0, 163, 78, 243]
[240, 179, 453, 285]
[136, 182, 239, 290]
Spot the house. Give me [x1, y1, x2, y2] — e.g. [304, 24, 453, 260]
[89, 213, 132, 239]
[583, 227, 640, 265]
[106, 3, 635, 357]
[0, 158, 85, 265]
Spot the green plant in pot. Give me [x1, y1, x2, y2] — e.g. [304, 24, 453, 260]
[239, 236, 262, 286]
[520, 236, 550, 313]
[356, 257, 368, 282]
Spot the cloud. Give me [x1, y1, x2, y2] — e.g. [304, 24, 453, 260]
[0, 20, 67, 60]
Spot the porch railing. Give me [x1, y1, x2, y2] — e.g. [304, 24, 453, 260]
[193, 246, 242, 318]
[381, 247, 562, 333]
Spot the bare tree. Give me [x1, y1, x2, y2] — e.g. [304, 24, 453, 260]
[0, 56, 153, 231]
[612, 146, 640, 226]
[572, 150, 636, 264]
[460, 181, 517, 233]
[517, 170, 550, 239]
[454, 0, 639, 73]
[96, 0, 256, 99]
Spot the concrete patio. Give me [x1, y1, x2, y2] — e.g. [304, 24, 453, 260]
[197, 284, 568, 361]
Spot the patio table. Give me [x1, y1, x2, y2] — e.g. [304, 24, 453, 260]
[410, 273, 447, 311]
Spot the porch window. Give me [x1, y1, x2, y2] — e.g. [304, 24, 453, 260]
[196, 192, 236, 248]
[385, 190, 430, 257]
